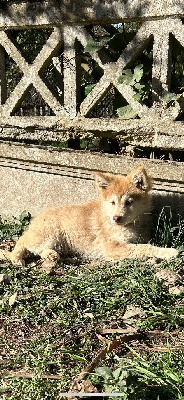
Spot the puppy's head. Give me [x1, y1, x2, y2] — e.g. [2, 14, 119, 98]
[95, 167, 152, 225]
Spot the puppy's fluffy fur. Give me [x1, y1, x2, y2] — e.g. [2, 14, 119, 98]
[6, 166, 178, 266]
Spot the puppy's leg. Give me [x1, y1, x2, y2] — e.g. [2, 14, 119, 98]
[39, 249, 60, 263]
[103, 242, 178, 261]
[7, 245, 27, 267]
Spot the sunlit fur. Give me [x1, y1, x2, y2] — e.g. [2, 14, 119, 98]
[5, 166, 178, 266]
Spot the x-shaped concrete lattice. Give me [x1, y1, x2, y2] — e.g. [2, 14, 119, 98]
[0, 28, 64, 116]
[76, 18, 184, 120]
[0, 19, 183, 119]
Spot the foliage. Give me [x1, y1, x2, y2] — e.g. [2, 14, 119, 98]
[152, 206, 184, 250]
[117, 64, 148, 119]
[117, 64, 150, 101]
[13, 29, 52, 63]
[0, 211, 31, 241]
[84, 83, 97, 96]
[92, 350, 184, 399]
[83, 23, 184, 121]
[117, 104, 138, 120]
[84, 36, 113, 54]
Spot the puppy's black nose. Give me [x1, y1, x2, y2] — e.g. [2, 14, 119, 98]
[113, 215, 121, 223]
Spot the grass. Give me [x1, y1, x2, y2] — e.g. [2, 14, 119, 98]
[92, 349, 184, 399]
[0, 208, 184, 399]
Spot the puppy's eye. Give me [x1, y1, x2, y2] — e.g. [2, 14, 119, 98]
[125, 199, 133, 206]
[111, 201, 115, 205]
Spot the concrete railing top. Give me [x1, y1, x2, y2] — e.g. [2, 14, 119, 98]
[0, 0, 184, 28]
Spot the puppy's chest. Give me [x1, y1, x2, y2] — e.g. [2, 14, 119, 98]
[109, 224, 138, 243]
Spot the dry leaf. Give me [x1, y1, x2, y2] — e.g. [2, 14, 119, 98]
[70, 379, 98, 393]
[123, 305, 146, 320]
[83, 313, 94, 319]
[155, 269, 180, 286]
[9, 292, 18, 306]
[169, 286, 184, 295]
[0, 274, 11, 284]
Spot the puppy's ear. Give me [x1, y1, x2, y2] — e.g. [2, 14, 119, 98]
[94, 172, 114, 191]
[129, 167, 152, 192]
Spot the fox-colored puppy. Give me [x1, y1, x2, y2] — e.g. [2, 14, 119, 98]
[6, 166, 178, 266]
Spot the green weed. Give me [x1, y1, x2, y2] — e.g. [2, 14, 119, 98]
[0, 211, 31, 241]
[152, 207, 184, 250]
[92, 348, 184, 399]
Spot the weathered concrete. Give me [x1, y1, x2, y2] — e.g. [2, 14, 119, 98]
[0, 142, 183, 218]
[0, 10, 184, 123]
[0, 28, 64, 117]
[0, 118, 183, 150]
[0, 4, 183, 137]
[0, 141, 183, 190]
[0, 0, 184, 29]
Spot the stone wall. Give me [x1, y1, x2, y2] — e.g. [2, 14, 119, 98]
[0, 0, 183, 217]
[0, 141, 183, 218]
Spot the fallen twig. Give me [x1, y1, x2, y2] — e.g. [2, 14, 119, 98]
[95, 332, 110, 344]
[71, 332, 142, 387]
[143, 346, 184, 352]
[98, 327, 137, 335]
[0, 370, 62, 379]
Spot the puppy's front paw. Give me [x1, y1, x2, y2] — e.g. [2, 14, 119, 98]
[40, 249, 60, 263]
[8, 253, 25, 267]
[158, 247, 179, 261]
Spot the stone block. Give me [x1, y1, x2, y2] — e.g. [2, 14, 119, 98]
[0, 142, 183, 219]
